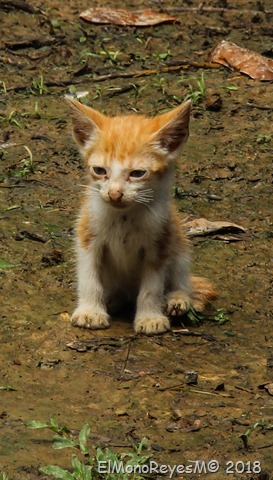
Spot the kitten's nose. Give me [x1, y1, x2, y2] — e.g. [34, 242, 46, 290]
[108, 189, 123, 203]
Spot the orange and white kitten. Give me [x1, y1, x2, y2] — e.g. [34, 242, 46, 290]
[66, 97, 217, 335]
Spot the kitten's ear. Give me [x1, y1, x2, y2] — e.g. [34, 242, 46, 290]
[65, 96, 104, 148]
[151, 100, 191, 157]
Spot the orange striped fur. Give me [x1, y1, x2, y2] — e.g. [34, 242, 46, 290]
[66, 97, 217, 335]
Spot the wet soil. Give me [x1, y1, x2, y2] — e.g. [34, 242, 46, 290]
[0, 1, 273, 479]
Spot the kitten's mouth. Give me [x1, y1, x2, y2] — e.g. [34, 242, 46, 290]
[109, 200, 128, 209]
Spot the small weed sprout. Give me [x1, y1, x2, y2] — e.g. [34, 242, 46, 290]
[0, 473, 9, 480]
[51, 19, 61, 29]
[100, 46, 120, 64]
[0, 81, 7, 94]
[80, 48, 121, 66]
[186, 307, 229, 325]
[34, 101, 41, 118]
[20, 102, 42, 119]
[31, 75, 48, 95]
[178, 74, 206, 105]
[27, 417, 151, 480]
[239, 420, 273, 449]
[221, 84, 238, 91]
[17, 146, 35, 176]
[92, 84, 103, 100]
[153, 76, 166, 95]
[213, 309, 230, 324]
[130, 83, 147, 97]
[153, 49, 172, 61]
[0, 110, 21, 127]
[256, 134, 272, 144]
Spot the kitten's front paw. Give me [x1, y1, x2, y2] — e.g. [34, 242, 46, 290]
[165, 290, 191, 316]
[71, 308, 110, 330]
[134, 315, 170, 335]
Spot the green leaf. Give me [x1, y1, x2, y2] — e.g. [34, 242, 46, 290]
[5, 205, 20, 211]
[78, 423, 90, 455]
[71, 456, 93, 480]
[186, 307, 206, 324]
[96, 447, 105, 462]
[50, 416, 62, 432]
[0, 261, 17, 269]
[222, 84, 238, 91]
[213, 309, 230, 324]
[51, 19, 61, 28]
[52, 435, 77, 450]
[0, 385, 17, 391]
[81, 464, 93, 480]
[136, 437, 148, 455]
[27, 420, 49, 429]
[40, 465, 74, 480]
[0, 473, 9, 480]
[71, 454, 82, 475]
[49, 416, 71, 434]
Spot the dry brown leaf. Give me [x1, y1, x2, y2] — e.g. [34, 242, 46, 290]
[209, 40, 273, 81]
[184, 218, 246, 237]
[166, 418, 201, 433]
[80, 8, 176, 26]
[259, 382, 273, 396]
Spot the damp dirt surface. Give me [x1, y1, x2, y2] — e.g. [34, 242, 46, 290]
[0, 1, 273, 479]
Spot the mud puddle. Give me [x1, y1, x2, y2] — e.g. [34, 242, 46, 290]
[0, 1, 273, 479]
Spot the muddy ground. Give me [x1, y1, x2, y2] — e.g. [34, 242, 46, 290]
[0, 0, 273, 479]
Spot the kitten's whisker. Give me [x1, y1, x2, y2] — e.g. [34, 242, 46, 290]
[139, 192, 154, 196]
[135, 198, 153, 205]
[79, 184, 100, 196]
[138, 189, 154, 195]
[137, 198, 152, 204]
[136, 196, 151, 201]
[137, 190, 154, 203]
[79, 184, 99, 191]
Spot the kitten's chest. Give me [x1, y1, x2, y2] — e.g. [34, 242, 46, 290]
[102, 213, 148, 266]
[89, 200, 167, 276]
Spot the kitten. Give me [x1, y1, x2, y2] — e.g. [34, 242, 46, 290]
[66, 97, 217, 335]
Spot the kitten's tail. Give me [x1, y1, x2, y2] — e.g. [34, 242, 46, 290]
[190, 275, 218, 312]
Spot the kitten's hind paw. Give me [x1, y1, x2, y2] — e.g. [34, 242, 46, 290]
[165, 290, 191, 316]
[71, 308, 110, 330]
[134, 315, 170, 335]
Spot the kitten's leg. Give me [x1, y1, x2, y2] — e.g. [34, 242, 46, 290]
[165, 254, 192, 316]
[134, 267, 170, 335]
[71, 245, 110, 329]
[165, 257, 218, 314]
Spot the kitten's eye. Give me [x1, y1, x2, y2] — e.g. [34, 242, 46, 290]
[129, 170, 147, 179]
[93, 166, 107, 176]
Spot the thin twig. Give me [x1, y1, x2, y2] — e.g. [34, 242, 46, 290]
[246, 102, 273, 111]
[235, 385, 254, 394]
[0, 184, 26, 188]
[6, 61, 219, 92]
[163, 6, 272, 15]
[258, 443, 273, 450]
[118, 339, 134, 380]
[189, 389, 231, 397]
[157, 382, 184, 392]
[92, 62, 219, 82]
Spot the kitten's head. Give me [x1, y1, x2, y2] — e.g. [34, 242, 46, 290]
[66, 97, 191, 210]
